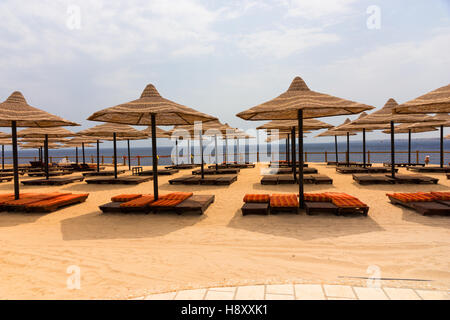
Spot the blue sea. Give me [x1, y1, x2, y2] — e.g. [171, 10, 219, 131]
[2, 138, 449, 166]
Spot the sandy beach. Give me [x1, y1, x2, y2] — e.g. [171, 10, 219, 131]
[0, 163, 448, 299]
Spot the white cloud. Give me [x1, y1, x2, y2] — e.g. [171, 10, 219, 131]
[237, 27, 339, 58]
[282, 0, 358, 19]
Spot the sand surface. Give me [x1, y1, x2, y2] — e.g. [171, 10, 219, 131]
[0, 163, 449, 299]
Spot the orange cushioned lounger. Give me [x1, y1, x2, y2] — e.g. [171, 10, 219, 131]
[324, 192, 356, 200]
[386, 192, 436, 203]
[303, 193, 331, 202]
[27, 194, 89, 212]
[429, 192, 450, 201]
[243, 194, 270, 203]
[332, 198, 367, 208]
[270, 194, 299, 207]
[120, 195, 155, 208]
[150, 199, 184, 207]
[111, 194, 142, 202]
[0, 193, 39, 204]
[160, 192, 193, 201]
[2, 193, 70, 207]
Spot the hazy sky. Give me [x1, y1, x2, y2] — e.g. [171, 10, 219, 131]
[0, 0, 449, 147]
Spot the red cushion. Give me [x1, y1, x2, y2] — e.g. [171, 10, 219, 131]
[332, 198, 367, 208]
[120, 195, 154, 207]
[304, 193, 331, 202]
[243, 194, 270, 203]
[430, 192, 450, 201]
[160, 192, 193, 201]
[270, 194, 299, 207]
[150, 199, 183, 207]
[387, 192, 436, 203]
[112, 194, 142, 202]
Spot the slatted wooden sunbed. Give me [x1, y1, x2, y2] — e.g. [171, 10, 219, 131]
[208, 163, 256, 169]
[28, 171, 72, 177]
[352, 174, 438, 185]
[85, 176, 152, 185]
[82, 170, 126, 177]
[99, 192, 214, 215]
[327, 162, 372, 167]
[168, 175, 237, 185]
[0, 192, 89, 212]
[241, 194, 271, 215]
[0, 176, 13, 183]
[386, 192, 450, 215]
[270, 194, 299, 214]
[165, 164, 201, 170]
[133, 168, 179, 176]
[336, 167, 397, 174]
[192, 168, 240, 175]
[260, 175, 333, 185]
[21, 176, 85, 186]
[406, 166, 450, 173]
[383, 162, 425, 167]
[304, 192, 369, 216]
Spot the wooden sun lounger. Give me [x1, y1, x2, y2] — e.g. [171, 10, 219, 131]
[165, 164, 201, 169]
[367, 167, 397, 174]
[336, 167, 368, 174]
[269, 163, 308, 168]
[260, 176, 279, 185]
[169, 175, 237, 185]
[0, 176, 12, 183]
[135, 169, 179, 176]
[0, 193, 70, 211]
[353, 174, 395, 185]
[387, 195, 450, 215]
[335, 162, 372, 167]
[82, 170, 126, 177]
[304, 202, 339, 215]
[85, 176, 152, 185]
[383, 162, 425, 167]
[309, 174, 333, 184]
[168, 176, 201, 185]
[28, 171, 72, 177]
[270, 205, 298, 214]
[21, 176, 85, 186]
[192, 168, 240, 175]
[406, 166, 450, 173]
[241, 203, 270, 215]
[390, 174, 439, 184]
[278, 175, 296, 184]
[26, 194, 88, 213]
[166, 195, 215, 215]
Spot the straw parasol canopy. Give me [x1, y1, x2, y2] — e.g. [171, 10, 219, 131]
[141, 126, 170, 138]
[382, 123, 438, 134]
[257, 119, 333, 131]
[17, 127, 76, 138]
[237, 76, 374, 207]
[0, 138, 13, 145]
[78, 123, 147, 137]
[393, 84, 450, 114]
[0, 131, 11, 139]
[0, 92, 80, 199]
[20, 137, 69, 143]
[61, 142, 94, 148]
[237, 76, 374, 120]
[88, 84, 217, 125]
[20, 142, 61, 149]
[0, 92, 79, 127]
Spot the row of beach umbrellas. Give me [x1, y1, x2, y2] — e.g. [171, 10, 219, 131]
[0, 77, 448, 208]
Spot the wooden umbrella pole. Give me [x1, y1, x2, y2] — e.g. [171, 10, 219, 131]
[225, 137, 228, 163]
[335, 135, 338, 163]
[390, 121, 396, 178]
[113, 132, 118, 179]
[287, 133, 290, 166]
[256, 129, 260, 163]
[188, 139, 191, 164]
[346, 132, 350, 165]
[75, 147, 78, 165]
[363, 128, 366, 168]
[96, 140, 100, 172]
[215, 134, 218, 172]
[44, 134, 49, 180]
[291, 127, 296, 180]
[298, 109, 304, 209]
[127, 139, 131, 170]
[200, 130, 204, 179]
[12, 121, 19, 200]
[440, 125, 444, 168]
[1, 144, 4, 170]
[82, 142, 86, 164]
[175, 139, 178, 166]
[408, 129, 411, 166]
[151, 114, 159, 200]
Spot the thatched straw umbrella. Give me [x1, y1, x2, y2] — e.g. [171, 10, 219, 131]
[20, 137, 68, 163]
[237, 76, 373, 207]
[18, 127, 76, 180]
[87, 84, 217, 199]
[77, 123, 147, 178]
[21, 142, 61, 150]
[0, 92, 78, 198]
[393, 84, 450, 114]
[64, 136, 103, 168]
[348, 98, 429, 177]
[258, 119, 332, 177]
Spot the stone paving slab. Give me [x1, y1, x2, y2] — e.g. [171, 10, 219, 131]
[132, 283, 449, 300]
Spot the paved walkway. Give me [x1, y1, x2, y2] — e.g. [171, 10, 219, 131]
[131, 283, 449, 300]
